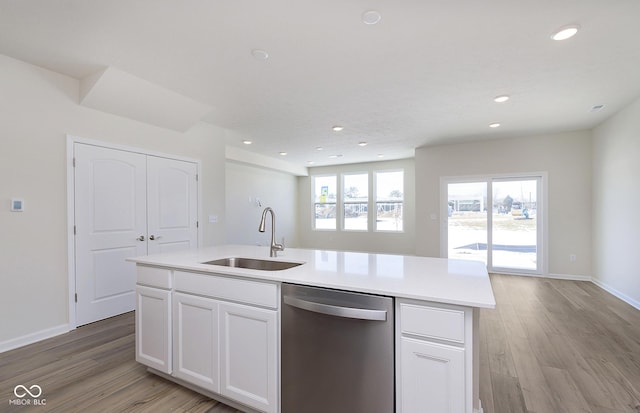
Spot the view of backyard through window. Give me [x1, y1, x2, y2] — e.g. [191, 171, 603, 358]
[447, 178, 539, 271]
[376, 171, 403, 231]
[313, 170, 403, 232]
[343, 173, 368, 230]
[314, 175, 336, 230]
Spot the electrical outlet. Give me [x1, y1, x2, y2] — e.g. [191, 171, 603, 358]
[569, 254, 577, 263]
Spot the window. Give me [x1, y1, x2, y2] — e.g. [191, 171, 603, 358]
[312, 169, 404, 233]
[343, 173, 368, 231]
[313, 175, 336, 230]
[375, 171, 404, 231]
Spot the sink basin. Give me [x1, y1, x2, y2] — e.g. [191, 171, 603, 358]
[202, 257, 303, 271]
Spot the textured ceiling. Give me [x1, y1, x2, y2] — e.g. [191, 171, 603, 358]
[1, 0, 639, 167]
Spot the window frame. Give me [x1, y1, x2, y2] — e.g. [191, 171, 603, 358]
[311, 168, 405, 234]
[341, 172, 370, 232]
[374, 169, 405, 233]
[311, 174, 338, 231]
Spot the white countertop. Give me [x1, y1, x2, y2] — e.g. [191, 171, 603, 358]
[129, 245, 496, 309]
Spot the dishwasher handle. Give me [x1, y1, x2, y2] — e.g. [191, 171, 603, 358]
[283, 295, 387, 321]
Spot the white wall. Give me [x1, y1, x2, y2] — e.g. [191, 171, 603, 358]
[0, 53, 227, 347]
[297, 159, 416, 255]
[415, 131, 592, 278]
[225, 161, 299, 247]
[592, 97, 640, 309]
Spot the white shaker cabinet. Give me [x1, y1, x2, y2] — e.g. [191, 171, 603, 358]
[220, 302, 278, 413]
[173, 292, 220, 393]
[136, 266, 280, 413]
[400, 337, 465, 412]
[135, 285, 172, 374]
[397, 299, 480, 413]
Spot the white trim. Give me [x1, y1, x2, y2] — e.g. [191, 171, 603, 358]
[592, 278, 640, 311]
[0, 324, 70, 353]
[66, 136, 77, 329]
[67, 134, 201, 163]
[545, 273, 592, 282]
[66, 134, 203, 329]
[490, 271, 592, 282]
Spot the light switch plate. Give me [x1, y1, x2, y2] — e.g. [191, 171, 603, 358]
[11, 198, 24, 212]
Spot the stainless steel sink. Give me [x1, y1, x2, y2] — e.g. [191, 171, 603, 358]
[202, 257, 303, 271]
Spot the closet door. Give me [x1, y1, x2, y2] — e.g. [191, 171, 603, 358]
[74, 143, 199, 326]
[75, 144, 147, 326]
[146, 156, 198, 255]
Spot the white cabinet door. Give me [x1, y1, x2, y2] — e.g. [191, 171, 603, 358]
[75, 144, 147, 326]
[147, 157, 198, 255]
[219, 302, 278, 413]
[173, 293, 220, 393]
[74, 143, 199, 326]
[135, 285, 172, 374]
[400, 337, 465, 413]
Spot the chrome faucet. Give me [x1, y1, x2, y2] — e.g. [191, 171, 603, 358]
[259, 207, 284, 257]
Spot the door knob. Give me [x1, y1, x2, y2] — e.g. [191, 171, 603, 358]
[137, 235, 145, 241]
[150, 235, 161, 240]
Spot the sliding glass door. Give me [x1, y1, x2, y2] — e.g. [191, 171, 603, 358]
[444, 175, 543, 274]
[491, 179, 539, 271]
[447, 182, 488, 264]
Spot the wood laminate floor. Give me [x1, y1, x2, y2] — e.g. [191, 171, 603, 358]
[480, 274, 640, 413]
[1, 274, 639, 412]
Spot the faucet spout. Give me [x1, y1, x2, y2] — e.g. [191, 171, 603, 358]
[259, 207, 284, 257]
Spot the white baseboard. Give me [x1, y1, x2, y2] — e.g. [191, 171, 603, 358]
[591, 278, 640, 311]
[545, 273, 592, 282]
[0, 324, 70, 354]
[493, 271, 592, 282]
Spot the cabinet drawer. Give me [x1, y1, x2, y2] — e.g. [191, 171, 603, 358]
[137, 265, 172, 289]
[174, 271, 278, 309]
[400, 302, 466, 344]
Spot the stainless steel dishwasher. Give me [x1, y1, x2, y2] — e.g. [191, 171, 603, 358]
[281, 283, 394, 413]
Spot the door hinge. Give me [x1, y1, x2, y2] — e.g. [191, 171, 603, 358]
[196, 221, 199, 228]
[73, 225, 76, 235]
[75, 293, 78, 303]
[72, 157, 76, 167]
[196, 174, 199, 182]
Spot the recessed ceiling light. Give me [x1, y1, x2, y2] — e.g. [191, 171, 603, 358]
[316, 146, 324, 151]
[279, 151, 287, 156]
[362, 10, 382, 25]
[251, 49, 269, 60]
[358, 142, 368, 147]
[328, 154, 343, 159]
[551, 25, 579, 41]
[242, 140, 252, 145]
[307, 160, 315, 165]
[489, 122, 501, 128]
[332, 125, 344, 132]
[590, 104, 605, 112]
[494, 95, 510, 103]
[377, 154, 385, 158]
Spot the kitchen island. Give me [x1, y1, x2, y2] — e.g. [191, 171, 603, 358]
[129, 245, 495, 413]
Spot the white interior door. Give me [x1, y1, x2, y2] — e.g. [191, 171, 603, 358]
[147, 156, 198, 255]
[75, 144, 147, 326]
